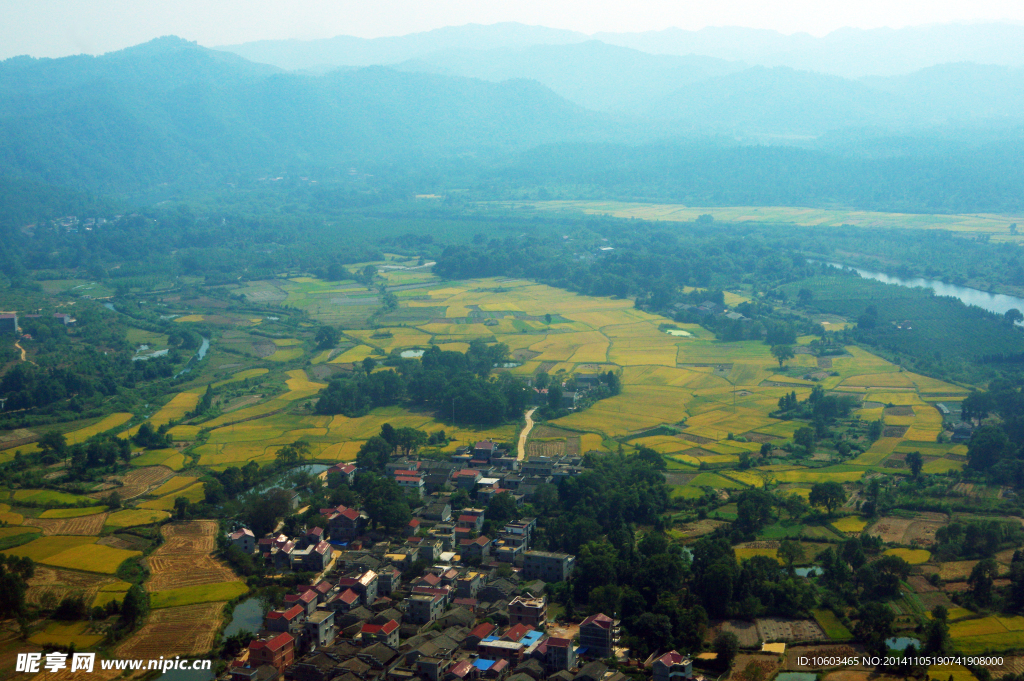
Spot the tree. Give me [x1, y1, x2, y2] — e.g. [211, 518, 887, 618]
[855, 601, 894, 656]
[794, 427, 816, 454]
[244, 488, 294, 537]
[968, 558, 998, 606]
[712, 630, 739, 669]
[778, 540, 806, 574]
[119, 585, 148, 630]
[906, 451, 923, 478]
[924, 606, 949, 655]
[968, 425, 1009, 471]
[362, 356, 376, 373]
[38, 430, 67, 461]
[1006, 309, 1023, 326]
[486, 492, 519, 527]
[173, 496, 190, 520]
[770, 345, 795, 368]
[356, 436, 392, 473]
[547, 384, 563, 412]
[809, 481, 847, 515]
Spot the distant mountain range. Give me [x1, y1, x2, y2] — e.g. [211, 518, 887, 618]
[3, 30, 1024, 197]
[218, 21, 1024, 78]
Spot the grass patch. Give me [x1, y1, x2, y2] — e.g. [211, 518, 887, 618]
[105, 509, 171, 528]
[150, 581, 249, 609]
[39, 506, 108, 518]
[12, 489, 96, 506]
[813, 609, 854, 640]
[884, 548, 931, 564]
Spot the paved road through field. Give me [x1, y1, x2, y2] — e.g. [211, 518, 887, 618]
[518, 408, 536, 460]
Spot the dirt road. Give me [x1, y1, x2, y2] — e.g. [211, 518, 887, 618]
[518, 408, 537, 460]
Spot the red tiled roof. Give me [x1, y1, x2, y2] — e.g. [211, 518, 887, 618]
[314, 580, 332, 594]
[396, 476, 422, 483]
[408, 518, 421, 527]
[657, 651, 687, 666]
[546, 637, 571, 648]
[470, 623, 496, 639]
[503, 623, 533, 642]
[475, 441, 496, 449]
[250, 632, 293, 653]
[458, 515, 478, 523]
[419, 573, 441, 586]
[490, 659, 509, 673]
[307, 526, 324, 536]
[314, 540, 331, 554]
[581, 613, 614, 629]
[362, 619, 399, 636]
[339, 589, 359, 604]
[451, 660, 473, 678]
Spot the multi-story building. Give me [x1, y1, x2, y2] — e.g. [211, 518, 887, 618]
[404, 592, 444, 624]
[579, 613, 619, 659]
[652, 651, 693, 681]
[228, 528, 256, 554]
[247, 632, 295, 674]
[523, 551, 575, 582]
[508, 594, 547, 629]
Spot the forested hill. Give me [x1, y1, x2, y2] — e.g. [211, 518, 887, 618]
[0, 37, 611, 193]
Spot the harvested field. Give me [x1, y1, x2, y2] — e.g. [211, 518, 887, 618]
[715, 620, 760, 647]
[677, 432, 715, 445]
[116, 602, 224, 658]
[24, 512, 109, 536]
[757, 617, 827, 642]
[88, 465, 175, 500]
[25, 566, 120, 606]
[672, 519, 728, 539]
[741, 432, 778, 443]
[146, 521, 237, 591]
[527, 440, 565, 457]
[883, 406, 915, 416]
[868, 513, 946, 545]
[908, 575, 938, 593]
[882, 425, 909, 438]
[728, 654, 780, 681]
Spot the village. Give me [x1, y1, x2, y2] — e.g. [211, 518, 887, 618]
[222, 441, 696, 681]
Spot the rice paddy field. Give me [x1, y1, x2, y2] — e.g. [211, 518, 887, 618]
[501, 200, 1024, 241]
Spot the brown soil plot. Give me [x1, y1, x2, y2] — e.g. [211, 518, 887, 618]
[24, 513, 109, 536]
[25, 567, 118, 606]
[116, 602, 224, 659]
[145, 521, 234, 591]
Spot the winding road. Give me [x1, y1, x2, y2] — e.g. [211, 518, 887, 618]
[518, 408, 537, 460]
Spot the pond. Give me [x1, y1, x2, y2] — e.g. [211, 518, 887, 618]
[886, 636, 921, 651]
[775, 673, 818, 681]
[173, 337, 210, 377]
[664, 329, 693, 337]
[820, 261, 1024, 320]
[400, 349, 425, 358]
[794, 566, 823, 577]
[222, 597, 264, 639]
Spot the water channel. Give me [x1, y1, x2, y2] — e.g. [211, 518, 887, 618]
[820, 262, 1024, 318]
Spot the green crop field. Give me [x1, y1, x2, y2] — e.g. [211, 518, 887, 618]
[150, 581, 249, 609]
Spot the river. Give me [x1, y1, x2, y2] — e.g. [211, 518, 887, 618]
[821, 262, 1024, 318]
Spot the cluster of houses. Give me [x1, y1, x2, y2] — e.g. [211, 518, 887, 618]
[225, 444, 702, 681]
[0, 312, 76, 336]
[671, 301, 746, 322]
[228, 548, 635, 681]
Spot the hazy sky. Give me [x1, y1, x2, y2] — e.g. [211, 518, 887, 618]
[2, 0, 1023, 60]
